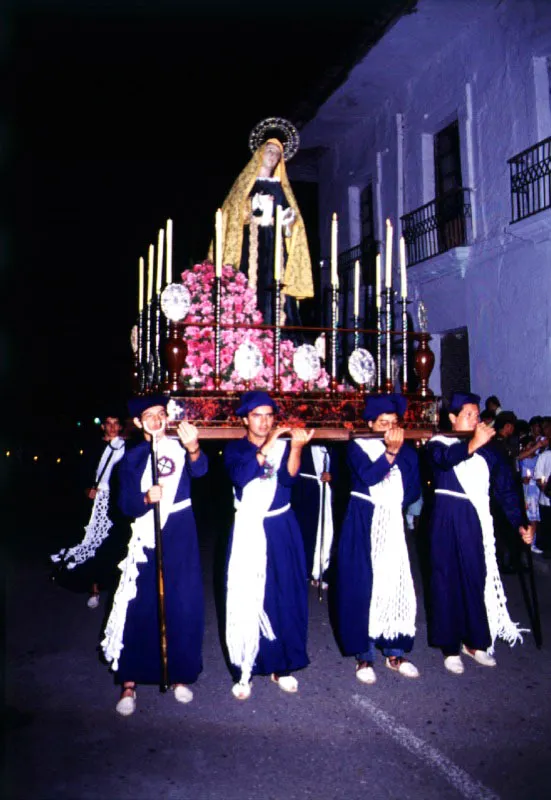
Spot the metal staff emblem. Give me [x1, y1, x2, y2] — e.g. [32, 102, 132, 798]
[143, 418, 170, 691]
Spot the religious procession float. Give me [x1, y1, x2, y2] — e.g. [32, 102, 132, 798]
[130, 118, 438, 441]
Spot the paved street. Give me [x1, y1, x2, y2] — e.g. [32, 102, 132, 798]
[4, 451, 551, 800]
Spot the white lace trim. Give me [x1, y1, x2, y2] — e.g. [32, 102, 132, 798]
[354, 440, 416, 641]
[431, 435, 527, 651]
[50, 490, 113, 567]
[225, 440, 286, 684]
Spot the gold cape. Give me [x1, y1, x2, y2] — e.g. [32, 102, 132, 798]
[208, 139, 314, 300]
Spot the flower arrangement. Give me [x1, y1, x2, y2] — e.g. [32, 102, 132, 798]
[178, 260, 331, 392]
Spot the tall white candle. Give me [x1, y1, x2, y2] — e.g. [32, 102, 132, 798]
[147, 244, 154, 303]
[156, 229, 165, 294]
[375, 253, 381, 309]
[331, 212, 338, 287]
[215, 208, 223, 278]
[166, 219, 173, 285]
[354, 259, 360, 317]
[138, 256, 144, 313]
[385, 218, 393, 289]
[274, 205, 283, 282]
[399, 235, 407, 298]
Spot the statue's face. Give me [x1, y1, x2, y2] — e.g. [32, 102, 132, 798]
[261, 143, 282, 173]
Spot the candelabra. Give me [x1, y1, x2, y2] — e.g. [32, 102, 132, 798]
[399, 296, 411, 394]
[145, 300, 152, 392]
[376, 301, 382, 393]
[330, 284, 339, 392]
[382, 287, 394, 393]
[138, 308, 146, 393]
[214, 274, 222, 390]
[154, 292, 162, 389]
[353, 313, 360, 352]
[273, 280, 282, 391]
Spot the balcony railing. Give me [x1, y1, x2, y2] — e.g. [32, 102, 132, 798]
[401, 188, 473, 266]
[508, 136, 551, 223]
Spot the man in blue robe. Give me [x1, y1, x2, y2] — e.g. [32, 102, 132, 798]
[336, 394, 421, 685]
[101, 394, 207, 715]
[292, 443, 335, 589]
[426, 392, 534, 675]
[224, 390, 314, 700]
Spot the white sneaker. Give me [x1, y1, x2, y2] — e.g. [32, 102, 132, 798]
[385, 657, 420, 678]
[356, 663, 377, 684]
[87, 594, 100, 609]
[444, 655, 464, 675]
[461, 645, 497, 667]
[116, 690, 136, 716]
[231, 681, 252, 700]
[173, 685, 193, 704]
[271, 674, 298, 693]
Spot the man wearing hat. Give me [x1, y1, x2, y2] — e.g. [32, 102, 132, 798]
[426, 392, 533, 675]
[50, 411, 128, 609]
[224, 390, 314, 700]
[336, 394, 421, 685]
[101, 394, 207, 715]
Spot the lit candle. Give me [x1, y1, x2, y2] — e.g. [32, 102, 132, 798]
[138, 256, 144, 313]
[274, 204, 282, 282]
[147, 244, 154, 303]
[385, 218, 393, 289]
[354, 259, 360, 317]
[166, 219, 173, 285]
[215, 208, 223, 278]
[156, 228, 165, 295]
[375, 253, 381, 308]
[400, 235, 407, 298]
[331, 212, 338, 287]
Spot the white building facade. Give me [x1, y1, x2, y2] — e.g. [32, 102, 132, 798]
[294, 0, 551, 417]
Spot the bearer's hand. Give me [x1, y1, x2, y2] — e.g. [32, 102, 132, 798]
[519, 524, 535, 546]
[177, 420, 199, 452]
[145, 485, 163, 505]
[321, 472, 332, 483]
[469, 422, 495, 453]
[85, 488, 97, 500]
[384, 427, 404, 456]
[290, 428, 315, 449]
[262, 426, 292, 455]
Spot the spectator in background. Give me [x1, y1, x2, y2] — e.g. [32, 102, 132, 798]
[535, 417, 551, 557]
[489, 411, 523, 572]
[518, 417, 548, 554]
[485, 396, 502, 421]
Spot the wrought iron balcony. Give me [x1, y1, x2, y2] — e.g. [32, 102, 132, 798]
[401, 188, 473, 266]
[508, 136, 551, 223]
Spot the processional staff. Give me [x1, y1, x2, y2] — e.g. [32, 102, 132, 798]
[142, 417, 170, 692]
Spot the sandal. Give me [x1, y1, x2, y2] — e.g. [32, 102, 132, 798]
[231, 681, 252, 701]
[385, 656, 420, 679]
[116, 684, 136, 716]
[271, 674, 298, 693]
[356, 661, 377, 684]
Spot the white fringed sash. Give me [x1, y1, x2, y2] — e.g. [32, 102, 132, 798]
[50, 439, 125, 567]
[226, 440, 286, 684]
[298, 445, 333, 580]
[353, 440, 416, 641]
[431, 435, 527, 651]
[102, 439, 188, 670]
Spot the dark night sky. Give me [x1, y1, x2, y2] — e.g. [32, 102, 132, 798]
[10, 2, 401, 432]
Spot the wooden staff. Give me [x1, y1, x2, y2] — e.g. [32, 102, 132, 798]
[143, 420, 170, 692]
